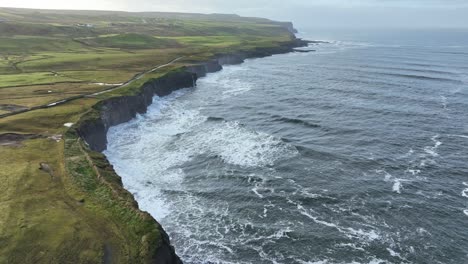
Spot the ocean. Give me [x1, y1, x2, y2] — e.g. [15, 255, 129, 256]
[104, 29, 468, 264]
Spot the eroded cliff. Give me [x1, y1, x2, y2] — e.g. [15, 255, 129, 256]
[73, 37, 309, 263]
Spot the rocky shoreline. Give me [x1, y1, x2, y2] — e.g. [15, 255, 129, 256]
[74, 37, 309, 263]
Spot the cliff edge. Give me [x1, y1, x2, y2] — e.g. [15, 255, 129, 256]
[73, 37, 308, 263]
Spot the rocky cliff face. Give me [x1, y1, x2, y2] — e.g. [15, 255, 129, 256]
[78, 71, 196, 152]
[75, 37, 308, 263]
[184, 59, 222, 78]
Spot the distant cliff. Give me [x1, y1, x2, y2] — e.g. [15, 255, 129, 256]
[274, 21, 299, 34]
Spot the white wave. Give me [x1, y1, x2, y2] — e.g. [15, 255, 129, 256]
[296, 258, 388, 264]
[331, 40, 374, 48]
[378, 170, 407, 194]
[423, 135, 442, 157]
[448, 134, 468, 139]
[419, 158, 436, 167]
[400, 148, 414, 159]
[198, 65, 253, 98]
[406, 169, 421, 176]
[337, 243, 365, 251]
[423, 148, 439, 157]
[392, 180, 402, 194]
[367, 259, 388, 264]
[432, 135, 442, 147]
[220, 78, 253, 97]
[464, 210, 468, 217]
[296, 260, 328, 264]
[462, 188, 468, 198]
[307, 40, 374, 55]
[416, 190, 443, 199]
[261, 207, 268, 218]
[292, 197, 381, 243]
[345, 227, 380, 242]
[114, 89, 296, 169]
[299, 188, 323, 199]
[176, 120, 298, 167]
[299, 209, 337, 228]
[252, 184, 265, 199]
[417, 227, 432, 236]
[419, 135, 442, 167]
[440, 95, 448, 109]
[387, 248, 402, 258]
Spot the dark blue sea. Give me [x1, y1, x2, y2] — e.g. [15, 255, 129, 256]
[105, 29, 468, 264]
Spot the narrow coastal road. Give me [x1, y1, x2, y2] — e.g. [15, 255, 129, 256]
[0, 56, 185, 119]
[90, 56, 185, 96]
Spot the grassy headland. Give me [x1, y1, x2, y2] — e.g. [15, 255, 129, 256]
[0, 7, 303, 263]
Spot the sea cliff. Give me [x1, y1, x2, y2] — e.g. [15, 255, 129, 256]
[73, 36, 308, 263]
[78, 38, 308, 152]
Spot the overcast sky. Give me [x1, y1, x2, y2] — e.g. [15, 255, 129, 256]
[2, 0, 468, 28]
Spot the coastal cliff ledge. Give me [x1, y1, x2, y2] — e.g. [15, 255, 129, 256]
[71, 37, 308, 263]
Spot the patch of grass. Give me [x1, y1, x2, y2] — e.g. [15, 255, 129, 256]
[163, 35, 292, 50]
[0, 98, 97, 134]
[0, 72, 79, 88]
[0, 22, 98, 38]
[79, 33, 180, 49]
[163, 35, 244, 47]
[0, 36, 88, 54]
[16, 49, 181, 73]
[0, 138, 107, 263]
[0, 83, 103, 109]
[58, 70, 135, 83]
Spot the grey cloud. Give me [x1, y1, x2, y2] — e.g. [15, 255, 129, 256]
[2, 0, 468, 28]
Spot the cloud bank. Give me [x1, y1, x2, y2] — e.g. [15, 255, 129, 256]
[1, 0, 467, 28]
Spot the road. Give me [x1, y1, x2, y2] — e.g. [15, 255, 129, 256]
[0, 56, 185, 119]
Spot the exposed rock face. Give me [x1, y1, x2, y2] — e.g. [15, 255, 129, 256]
[77, 117, 107, 152]
[75, 37, 309, 264]
[216, 53, 246, 65]
[152, 227, 183, 264]
[78, 71, 196, 152]
[185, 59, 222, 78]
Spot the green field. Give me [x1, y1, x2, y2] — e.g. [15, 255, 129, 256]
[0, 7, 298, 264]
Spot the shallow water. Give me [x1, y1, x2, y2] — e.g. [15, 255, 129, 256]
[105, 29, 468, 264]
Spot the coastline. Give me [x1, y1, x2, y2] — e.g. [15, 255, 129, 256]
[71, 37, 309, 262]
[77, 38, 309, 152]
